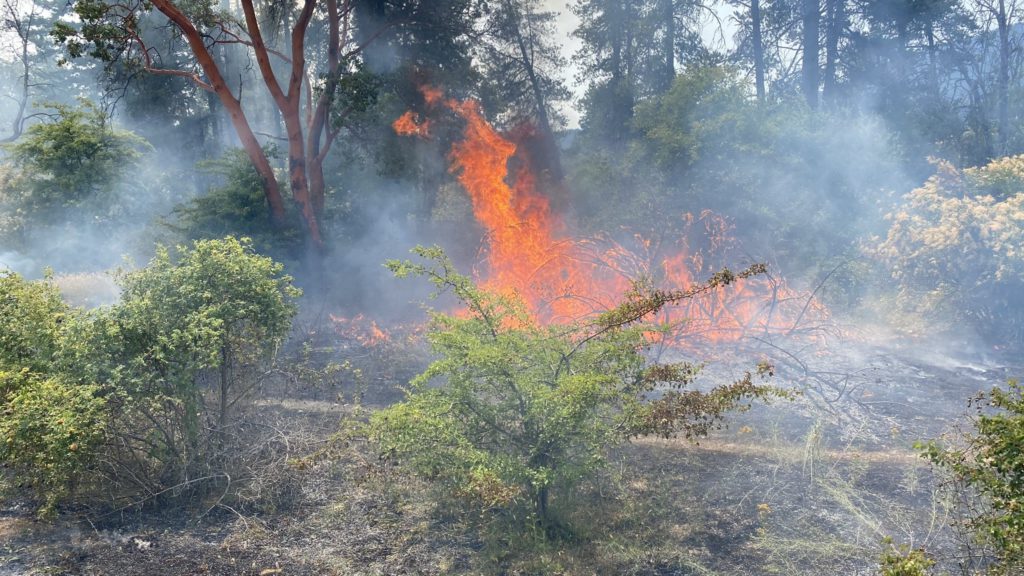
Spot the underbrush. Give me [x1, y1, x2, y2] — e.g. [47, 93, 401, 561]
[320, 401, 953, 575]
[1, 355, 999, 576]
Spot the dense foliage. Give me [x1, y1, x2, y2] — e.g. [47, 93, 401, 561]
[918, 380, 1024, 575]
[370, 247, 782, 534]
[0, 0, 1022, 571]
[875, 155, 1024, 343]
[0, 271, 109, 514]
[0, 238, 299, 515]
[167, 149, 304, 267]
[0, 101, 148, 246]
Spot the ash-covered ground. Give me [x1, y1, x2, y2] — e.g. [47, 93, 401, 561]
[2, 324, 1017, 576]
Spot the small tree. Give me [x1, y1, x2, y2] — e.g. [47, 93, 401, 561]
[3, 101, 148, 213]
[167, 149, 302, 260]
[115, 237, 300, 434]
[370, 246, 781, 534]
[0, 101, 149, 251]
[918, 379, 1024, 575]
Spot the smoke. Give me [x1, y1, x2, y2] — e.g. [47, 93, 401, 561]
[0, 0, 1011, 362]
[320, 182, 440, 324]
[0, 249, 33, 273]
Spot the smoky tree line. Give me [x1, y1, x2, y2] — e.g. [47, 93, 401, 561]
[2, 0, 1014, 250]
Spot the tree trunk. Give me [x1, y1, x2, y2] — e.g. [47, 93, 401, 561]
[511, 6, 564, 184]
[150, 0, 288, 226]
[610, 1, 623, 82]
[896, 16, 909, 88]
[926, 19, 938, 96]
[802, 0, 820, 109]
[284, 110, 323, 250]
[661, 0, 675, 93]
[752, 0, 765, 102]
[535, 484, 549, 522]
[218, 344, 231, 431]
[1, 4, 37, 143]
[822, 0, 842, 106]
[7, 25, 29, 141]
[998, 0, 1011, 153]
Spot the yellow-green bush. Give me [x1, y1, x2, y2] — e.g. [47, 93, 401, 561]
[918, 380, 1024, 574]
[0, 238, 300, 515]
[0, 371, 109, 516]
[878, 538, 936, 576]
[875, 156, 1024, 342]
[0, 272, 110, 515]
[369, 247, 782, 538]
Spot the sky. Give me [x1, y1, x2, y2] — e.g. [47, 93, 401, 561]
[544, 1, 585, 127]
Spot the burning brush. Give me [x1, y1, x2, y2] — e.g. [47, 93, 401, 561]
[392, 85, 829, 351]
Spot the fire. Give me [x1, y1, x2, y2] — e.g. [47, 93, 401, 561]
[330, 314, 391, 347]
[395, 86, 828, 347]
[392, 111, 430, 138]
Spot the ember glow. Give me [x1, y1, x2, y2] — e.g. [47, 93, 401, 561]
[394, 87, 828, 346]
[330, 313, 391, 347]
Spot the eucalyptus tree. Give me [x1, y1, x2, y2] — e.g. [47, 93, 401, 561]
[53, 0, 477, 252]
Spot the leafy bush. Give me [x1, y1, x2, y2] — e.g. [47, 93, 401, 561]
[874, 156, 1024, 344]
[0, 101, 148, 236]
[0, 101, 154, 270]
[95, 237, 301, 499]
[0, 270, 67, 372]
[0, 238, 301, 514]
[167, 149, 302, 259]
[115, 236, 299, 414]
[918, 379, 1024, 574]
[0, 372, 109, 516]
[0, 272, 110, 515]
[878, 537, 936, 576]
[369, 246, 783, 536]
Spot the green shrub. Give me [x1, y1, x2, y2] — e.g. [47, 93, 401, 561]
[0, 271, 111, 515]
[0, 371, 109, 516]
[0, 238, 301, 515]
[99, 237, 301, 496]
[0, 101, 149, 248]
[369, 246, 783, 536]
[878, 537, 936, 576]
[0, 270, 67, 372]
[167, 149, 302, 259]
[918, 379, 1024, 574]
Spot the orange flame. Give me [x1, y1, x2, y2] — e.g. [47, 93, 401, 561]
[392, 111, 430, 138]
[330, 314, 391, 347]
[397, 86, 828, 347]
